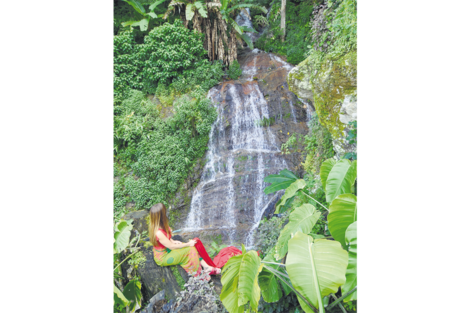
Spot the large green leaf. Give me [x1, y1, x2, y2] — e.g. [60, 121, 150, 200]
[114, 220, 133, 254]
[327, 193, 357, 246]
[275, 203, 321, 260]
[149, 0, 166, 11]
[124, 0, 146, 15]
[258, 249, 282, 303]
[123, 279, 142, 312]
[148, 12, 158, 18]
[114, 285, 130, 307]
[286, 233, 348, 313]
[186, 3, 195, 21]
[194, 1, 208, 18]
[130, 18, 149, 31]
[342, 221, 357, 301]
[264, 181, 293, 194]
[238, 251, 263, 311]
[220, 254, 244, 313]
[263, 170, 297, 194]
[279, 169, 298, 180]
[220, 248, 263, 313]
[274, 179, 306, 213]
[325, 159, 356, 203]
[264, 175, 293, 184]
[320, 158, 336, 190]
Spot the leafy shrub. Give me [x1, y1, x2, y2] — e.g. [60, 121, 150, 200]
[302, 112, 335, 175]
[227, 59, 242, 80]
[114, 31, 143, 99]
[255, 214, 289, 256]
[139, 20, 206, 93]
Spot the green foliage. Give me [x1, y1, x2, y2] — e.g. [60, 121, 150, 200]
[327, 193, 356, 247]
[275, 203, 321, 260]
[322, 159, 356, 203]
[207, 235, 229, 258]
[121, 0, 166, 32]
[343, 221, 357, 301]
[286, 233, 348, 313]
[128, 251, 146, 268]
[263, 169, 298, 195]
[255, 214, 289, 256]
[302, 112, 335, 175]
[140, 20, 206, 91]
[114, 219, 134, 254]
[171, 266, 186, 290]
[256, 116, 275, 127]
[228, 59, 243, 80]
[220, 247, 263, 313]
[274, 179, 306, 214]
[255, 0, 315, 65]
[122, 279, 143, 312]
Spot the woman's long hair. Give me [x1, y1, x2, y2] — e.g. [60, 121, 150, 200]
[149, 203, 171, 246]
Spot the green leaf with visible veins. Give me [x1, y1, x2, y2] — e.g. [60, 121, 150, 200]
[286, 233, 348, 313]
[275, 179, 306, 213]
[342, 221, 357, 301]
[275, 203, 320, 259]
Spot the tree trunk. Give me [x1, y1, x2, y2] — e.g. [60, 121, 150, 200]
[281, 0, 286, 42]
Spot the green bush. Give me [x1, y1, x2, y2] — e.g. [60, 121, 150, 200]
[227, 60, 242, 80]
[139, 20, 207, 93]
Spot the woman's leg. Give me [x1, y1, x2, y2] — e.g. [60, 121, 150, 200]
[161, 246, 202, 276]
[200, 259, 221, 274]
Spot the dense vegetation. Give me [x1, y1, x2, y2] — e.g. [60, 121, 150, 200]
[114, 0, 357, 312]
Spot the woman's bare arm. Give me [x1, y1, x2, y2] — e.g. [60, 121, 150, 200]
[156, 231, 196, 250]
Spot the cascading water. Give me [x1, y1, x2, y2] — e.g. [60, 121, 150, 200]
[180, 11, 312, 248]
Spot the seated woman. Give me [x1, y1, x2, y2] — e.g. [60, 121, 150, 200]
[149, 203, 221, 280]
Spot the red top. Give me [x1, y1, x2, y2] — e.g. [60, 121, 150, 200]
[154, 228, 172, 250]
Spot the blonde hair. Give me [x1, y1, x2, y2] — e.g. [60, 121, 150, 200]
[149, 203, 171, 246]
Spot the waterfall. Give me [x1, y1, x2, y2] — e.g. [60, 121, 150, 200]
[181, 11, 309, 249]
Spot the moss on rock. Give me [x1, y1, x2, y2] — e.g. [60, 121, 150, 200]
[288, 49, 357, 139]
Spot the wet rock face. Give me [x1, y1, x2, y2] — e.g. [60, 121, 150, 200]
[179, 49, 312, 247]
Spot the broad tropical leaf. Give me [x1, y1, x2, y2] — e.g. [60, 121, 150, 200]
[279, 169, 298, 180]
[121, 20, 137, 27]
[264, 180, 293, 194]
[264, 174, 294, 184]
[263, 170, 297, 195]
[327, 193, 357, 246]
[342, 221, 357, 301]
[319, 158, 336, 190]
[286, 233, 348, 313]
[275, 203, 320, 259]
[274, 179, 306, 213]
[258, 249, 282, 303]
[186, 3, 195, 21]
[135, 18, 149, 31]
[148, 12, 158, 18]
[220, 248, 263, 313]
[325, 159, 356, 203]
[123, 279, 142, 313]
[149, 0, 166, 11]
[114, 220, 133, 254]
[238, 251, 263, 310]
[124, 0, 146, 15]
[278, 194, 295, 214]
[114, 285, 130, 307]
[220, 254, 244, 313]
[194, 1, 208, 18]
[231, 19, 243, 35]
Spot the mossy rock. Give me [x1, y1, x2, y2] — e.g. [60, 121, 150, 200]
[311, 50, 357, 138]
[288, 49, 357, 139]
